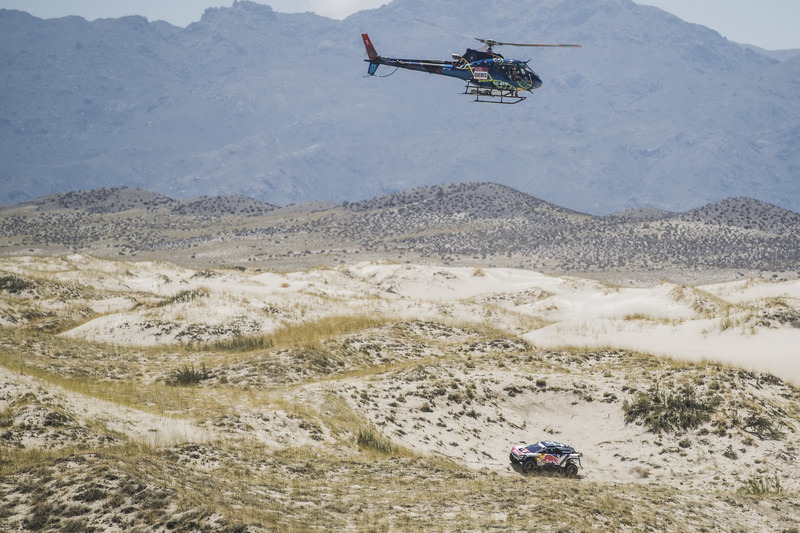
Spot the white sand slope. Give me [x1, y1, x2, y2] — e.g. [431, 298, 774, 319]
[0, 254, 783, 384]
[520, 279, 800, 384]
[0, 366, 210, 448]
[3, 255, 800, 498]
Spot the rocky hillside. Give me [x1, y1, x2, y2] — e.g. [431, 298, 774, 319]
[679, 197, 800, 234]
[171, 195, 277, 217]
[1, 183, 799, 281]
[17, 187, 176, 214]
[348, 182, 583, 220]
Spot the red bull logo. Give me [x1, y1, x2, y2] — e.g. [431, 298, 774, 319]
[541, 454, 559, 465]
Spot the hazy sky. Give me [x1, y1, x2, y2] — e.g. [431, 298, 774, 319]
[1, 0, 798, 50]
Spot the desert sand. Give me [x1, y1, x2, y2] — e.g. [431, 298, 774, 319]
[2, 254, 799, 531]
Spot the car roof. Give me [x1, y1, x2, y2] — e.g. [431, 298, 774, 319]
[540, 440, 568, 447]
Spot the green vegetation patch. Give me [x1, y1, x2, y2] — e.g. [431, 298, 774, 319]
[737, 474, 785, 497]
[356, 425, 402, 456]
[0, 274, 35, 294]
[623, 384, 720, 433]
[166, 364, 211, 386]
[155, 288, 209, 307]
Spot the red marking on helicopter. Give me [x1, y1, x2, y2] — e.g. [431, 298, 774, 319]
[362, 34, 378, 61]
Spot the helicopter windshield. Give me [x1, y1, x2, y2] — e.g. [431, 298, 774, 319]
[502, 62, 534, 77]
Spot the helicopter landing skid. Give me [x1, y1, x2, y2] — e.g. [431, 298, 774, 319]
[464, 83, 526, 104]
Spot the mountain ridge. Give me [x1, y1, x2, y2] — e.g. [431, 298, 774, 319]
[1, 0, 799, 214]
[12, 183, 798, 224]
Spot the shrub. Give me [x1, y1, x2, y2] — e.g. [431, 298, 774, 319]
[62, 519, 95, 533]
[743, 413, 783, 440]
[166, 364, 210, 386]
[155, 288, 208, 307]
[737, 474, 783, 496]
[357, 426, 399, 456]
[22, 503, 53, 531]
[0, 274, 34, 294]
[623, 384, 719, 433]
[722, 445, 738, 459]
[74, 486, 106, 503]
[208, 335, 273, 352]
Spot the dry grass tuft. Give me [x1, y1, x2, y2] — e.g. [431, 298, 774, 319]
[204, 313, 390, 353]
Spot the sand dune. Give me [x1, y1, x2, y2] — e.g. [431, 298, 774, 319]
[2, 255, 799, 531]
[36, 257, 799, 384]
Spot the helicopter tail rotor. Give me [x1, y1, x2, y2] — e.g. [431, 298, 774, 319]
[362, 33, 382, 76]
[362, 33, 379, 60]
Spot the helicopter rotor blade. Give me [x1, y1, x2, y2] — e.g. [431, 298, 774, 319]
[415, 20, 581, 50]
[414, 19, 477, 41]
[504, 42, 582, 47]
[415, 20, 503, 50]
[476, 38, 581, 48]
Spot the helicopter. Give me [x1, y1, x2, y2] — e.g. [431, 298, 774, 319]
[362, 26, 580, 104]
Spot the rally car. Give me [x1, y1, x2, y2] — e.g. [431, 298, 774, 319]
[509, 440, 582, 477]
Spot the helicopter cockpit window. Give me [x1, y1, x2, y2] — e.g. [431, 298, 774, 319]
[505, 65, 523, 80]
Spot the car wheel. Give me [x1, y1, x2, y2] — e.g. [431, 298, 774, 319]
[565, 462, 579, 478]
[523, 460, 537, 474]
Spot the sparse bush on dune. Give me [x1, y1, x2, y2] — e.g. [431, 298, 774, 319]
[357, 425, 400, 456]
[166, 364, 210, 386]
[0, 274, 35, 294]
[744, 413, 784, 440]
[623, 384, 719, 433]
[207, 334, 274, 352]
[737, 474, 784, 496]
[155, 288, 209, 307]
[203, 314, 389, 354]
